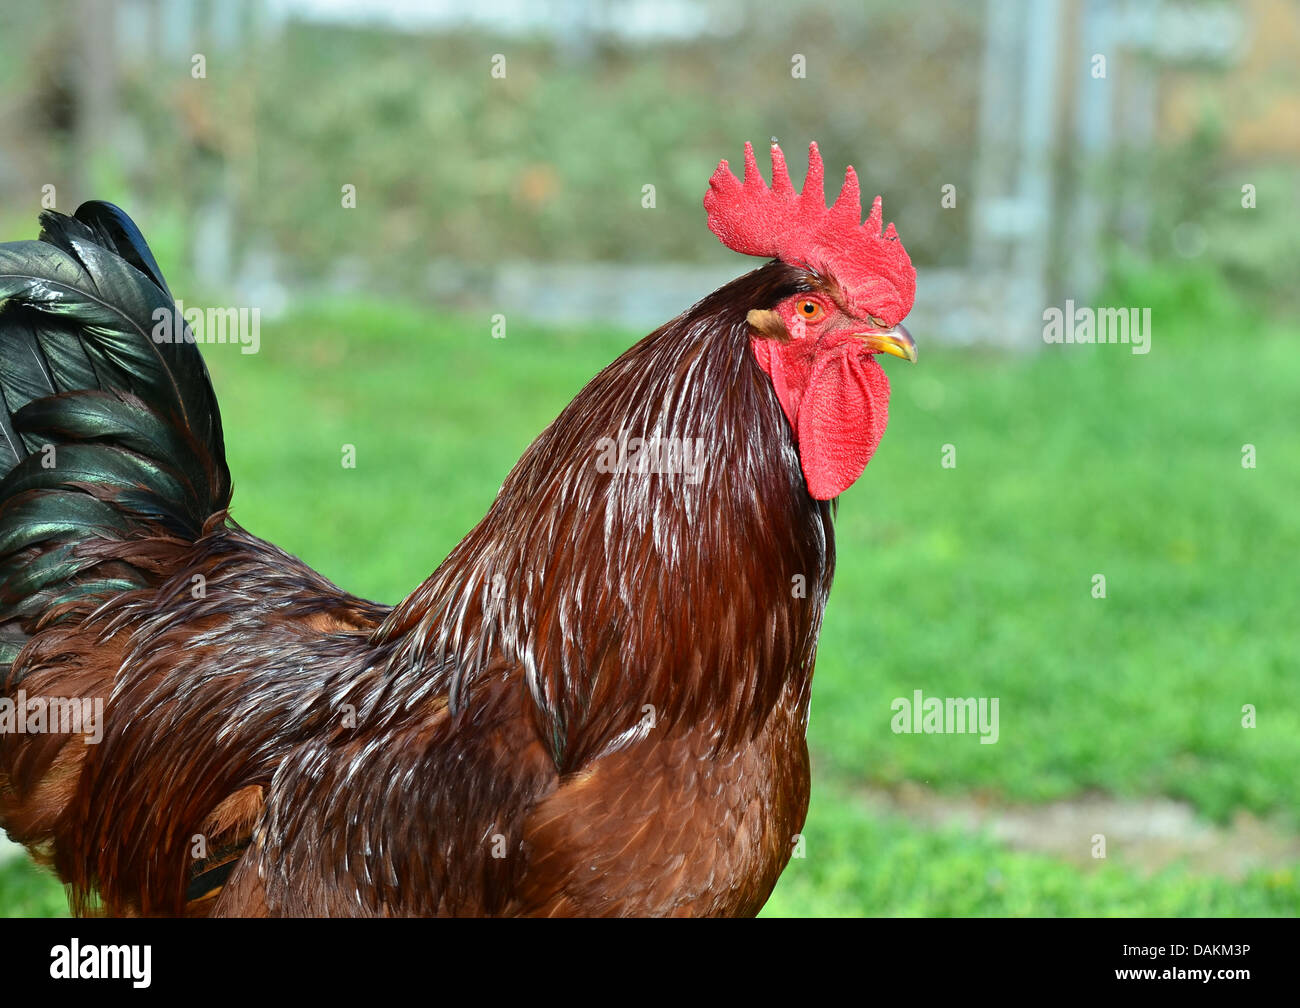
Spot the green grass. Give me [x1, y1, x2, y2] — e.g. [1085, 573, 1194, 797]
[0, 859, 68, 917]
[761, 780, 1299, 917]
[815, 314, 1300, 823]
[3, 282, 1298, 916]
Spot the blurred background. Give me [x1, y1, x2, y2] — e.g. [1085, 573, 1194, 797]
[0, 0, 1297, 916]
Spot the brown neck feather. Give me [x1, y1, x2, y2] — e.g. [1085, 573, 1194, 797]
[377, 262, 836, 770]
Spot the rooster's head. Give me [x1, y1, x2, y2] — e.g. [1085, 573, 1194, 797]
[704, 141, 916, 500]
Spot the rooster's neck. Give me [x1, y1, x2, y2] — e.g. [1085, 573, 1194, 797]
[380, 263, 835, 771]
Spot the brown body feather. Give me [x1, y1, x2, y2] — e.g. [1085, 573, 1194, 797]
[0, 261, 835, 916]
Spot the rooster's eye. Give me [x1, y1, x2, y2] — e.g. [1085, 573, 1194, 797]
[796, 299, 824, 321]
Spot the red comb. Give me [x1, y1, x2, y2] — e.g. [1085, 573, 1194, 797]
[703, 141, 915, 326]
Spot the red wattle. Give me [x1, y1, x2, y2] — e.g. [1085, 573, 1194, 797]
[798, 349, 889, 499]
[754, 339, 890, 500]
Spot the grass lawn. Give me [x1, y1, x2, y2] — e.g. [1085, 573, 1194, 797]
[2, 279, 1297, 915]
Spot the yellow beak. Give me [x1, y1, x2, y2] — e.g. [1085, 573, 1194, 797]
[857, 323, 917, 363]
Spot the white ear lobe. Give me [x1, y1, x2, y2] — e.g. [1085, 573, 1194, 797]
[746, 309, 791, 342]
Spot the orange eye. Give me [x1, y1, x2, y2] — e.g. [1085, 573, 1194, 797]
[796, 299, 824, 321]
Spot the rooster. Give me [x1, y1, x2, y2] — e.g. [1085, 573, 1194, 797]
[0, 142, 915, 916]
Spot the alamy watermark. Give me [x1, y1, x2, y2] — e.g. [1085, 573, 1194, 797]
[594, 431, 705, 485]
[0, 690, 104, 743]
[50, 940, 150, 988]
[891, 689, 999, 744]
[1043, 300, 1151, 355]
[151, 301, 260, 354]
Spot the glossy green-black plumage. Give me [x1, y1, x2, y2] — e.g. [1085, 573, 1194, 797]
[0, 202, 230, 676]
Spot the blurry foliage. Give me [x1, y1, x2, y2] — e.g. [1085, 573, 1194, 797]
[5, 2, 1293, 322]
[1104, 122, 1300, 318]
[291, 7, 976, 260]
[3, 1, 982, 292]
[245, 7, 981, 284]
